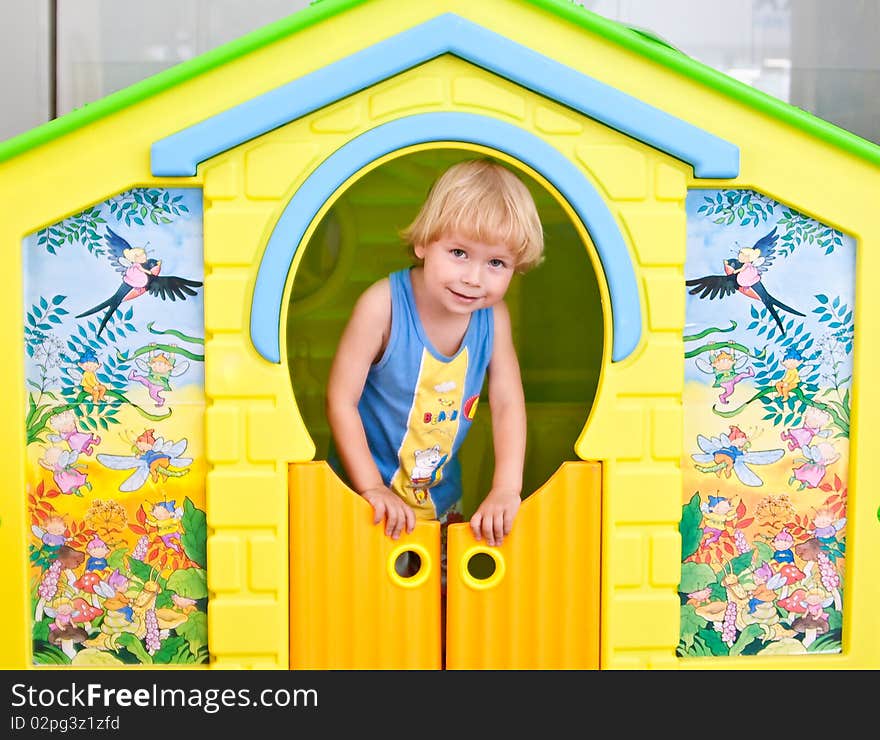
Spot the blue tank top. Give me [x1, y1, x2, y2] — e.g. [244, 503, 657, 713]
[353, 268, 494, 519]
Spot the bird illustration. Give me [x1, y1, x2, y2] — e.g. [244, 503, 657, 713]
[75, 227, 202, 337]
[685, 227, 804, 334]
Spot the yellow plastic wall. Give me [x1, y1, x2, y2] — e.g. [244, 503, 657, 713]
[195, 44, 687, 668]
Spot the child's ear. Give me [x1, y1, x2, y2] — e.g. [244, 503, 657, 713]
[413, 242, 426, 260]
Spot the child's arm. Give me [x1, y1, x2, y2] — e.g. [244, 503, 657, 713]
[469, 301, 525, 547]
[326, 279, 416, 540]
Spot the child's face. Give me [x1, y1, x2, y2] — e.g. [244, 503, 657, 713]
[150, 358, 173, 373]
[51, 412, 75, 432]
[803, 407, 829, 427]
[414, 233, 516, 315]
[738, 247, 760, 263]
[46, 518, 65, 535]
[41, 446, 63, 466]
[152, 505, 171, 520]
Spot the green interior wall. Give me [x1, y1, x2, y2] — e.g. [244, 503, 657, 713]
[286, 149, 603, 514]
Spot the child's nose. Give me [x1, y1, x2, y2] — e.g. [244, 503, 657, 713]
[462, 263, 482, 285]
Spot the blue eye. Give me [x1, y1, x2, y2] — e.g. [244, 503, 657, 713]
[489, 258, 506, 268]
[451, 248, 466, 258]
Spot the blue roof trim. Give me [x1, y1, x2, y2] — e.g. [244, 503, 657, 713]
[152, 13, 739, 178]
[251, 112, 642, 364]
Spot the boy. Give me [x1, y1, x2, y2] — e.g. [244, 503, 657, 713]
[326, 158, 544, 549]
[77, 348, 107, 403]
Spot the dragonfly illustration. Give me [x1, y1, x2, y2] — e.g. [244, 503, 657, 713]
[691, 425, 784, 487]
[96, 430, 192, 492]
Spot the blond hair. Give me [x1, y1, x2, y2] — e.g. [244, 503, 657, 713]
[738, 247, 761, 263]
[400, 159, 544, 272]
[123, 247, 147, 264]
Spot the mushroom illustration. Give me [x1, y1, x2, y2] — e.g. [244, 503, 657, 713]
[777, 588, 807, 615]
[48, 625, 89, 659]
[791, 614, 829, 647]
[57, 545, 85, 570]
[775, 563, 806, 598]
[791, 588, 833, 647]
[70, 597, 102, 628]
[694, 601, 729, 627]
[73, 571, 102, 596]
[155, 608, 188, 631]
[794, 538, 822, 578]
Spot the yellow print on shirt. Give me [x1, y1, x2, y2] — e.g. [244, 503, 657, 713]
[390, 348, 469, 519]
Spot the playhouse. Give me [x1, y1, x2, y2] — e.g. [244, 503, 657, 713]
[1, 0, 878, 670]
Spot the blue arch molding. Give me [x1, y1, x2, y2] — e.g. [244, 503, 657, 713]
[151, 13, 739, 178]
[250, 112, 642, 363]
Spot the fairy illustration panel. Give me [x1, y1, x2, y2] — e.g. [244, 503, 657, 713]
[23, 188, 208, 666]
[679, 190, 853, 658]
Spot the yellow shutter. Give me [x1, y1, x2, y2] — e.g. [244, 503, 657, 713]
[289, 462, 441, 669]
[445, 461, 602, 669]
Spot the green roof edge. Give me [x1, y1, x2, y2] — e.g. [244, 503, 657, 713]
[1, 0, 878, 168]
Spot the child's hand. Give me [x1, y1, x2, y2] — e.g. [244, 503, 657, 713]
[470, 488, 521, 547]
[361, 486, 416, 540]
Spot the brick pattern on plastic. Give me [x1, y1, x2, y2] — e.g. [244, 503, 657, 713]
[201, 55, 689, 667]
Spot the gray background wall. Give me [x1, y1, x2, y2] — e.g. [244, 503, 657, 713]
[2, 0, 52, 139]
[2, 0, 878, 145]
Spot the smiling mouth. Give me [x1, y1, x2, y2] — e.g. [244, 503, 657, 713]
[449, 289, 481, 301]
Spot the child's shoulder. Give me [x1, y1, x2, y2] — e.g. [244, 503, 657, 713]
[351, 276, 392, 320]
[492, 297, 511, 327]
[359, 276, 391, 303]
